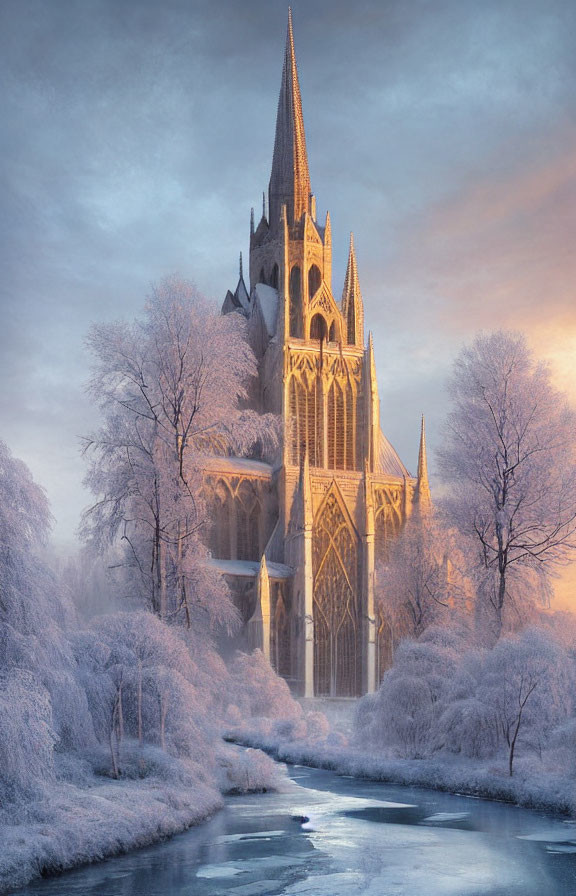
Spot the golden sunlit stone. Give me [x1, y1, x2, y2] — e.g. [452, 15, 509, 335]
[210, 12, 429, 698]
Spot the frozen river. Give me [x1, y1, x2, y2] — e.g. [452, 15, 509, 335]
[12, 763, 576, 895]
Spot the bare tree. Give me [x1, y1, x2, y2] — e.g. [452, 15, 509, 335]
[376, 513, 469, 640]
[82, 277, 277, 630]
[438, 331, 576, 641]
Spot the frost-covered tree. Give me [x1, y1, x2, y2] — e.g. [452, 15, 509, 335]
[0, 440, 95, 752]
[82, 277, 277, 628]
[438, 331, 576, 641]
[0, 669, 56, 803]
[74, 611, 227, 769]
[0, 438, 52, 634]
[376, 513, 469, 640]
[478, 628, 571, 775]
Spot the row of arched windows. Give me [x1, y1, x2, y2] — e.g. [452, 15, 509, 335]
[288, 375, 362, 471]
[210, 481, 261, 561]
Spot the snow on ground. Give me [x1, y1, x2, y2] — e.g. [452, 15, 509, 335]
[0, 743, 286, 895]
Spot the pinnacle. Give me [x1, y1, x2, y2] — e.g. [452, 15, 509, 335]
[342, 235, 363, 345]
[417, 415, 432, 508]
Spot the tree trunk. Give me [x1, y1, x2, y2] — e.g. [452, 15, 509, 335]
[109, 696, 120, 779]
[158, 537, 166, 621]
[509, 707, 524, 777]
[137, 661, 143, 744]
[160, 694, 167, 750]
[117, 681, 124, 743]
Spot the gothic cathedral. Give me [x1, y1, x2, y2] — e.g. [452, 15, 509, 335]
[207, 11, 430, 697]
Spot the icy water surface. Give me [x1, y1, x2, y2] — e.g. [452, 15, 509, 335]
[12, 764, 576, 895]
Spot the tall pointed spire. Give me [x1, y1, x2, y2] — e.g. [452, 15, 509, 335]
[416, 415, 431, 510]
[341, 232, 364, 346]
[268, 9, 311, 230]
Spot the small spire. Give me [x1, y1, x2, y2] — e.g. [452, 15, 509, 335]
[341, 232, 364, 345]
[262, 191, 266, 220]
[250, 207, 255, 236]
[416, 415, 431, 510]
[233, 251, 249, 310]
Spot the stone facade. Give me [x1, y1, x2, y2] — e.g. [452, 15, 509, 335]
[209, 12, 429, 697]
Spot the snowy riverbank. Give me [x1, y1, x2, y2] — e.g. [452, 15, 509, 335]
[0, 743, 284, 895]
[228, 727, 576, 819]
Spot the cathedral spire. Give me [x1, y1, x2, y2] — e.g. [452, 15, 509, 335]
[416, 415, 431, 510]
[268, 9, 311, 230]
[341, 232, 364, 346]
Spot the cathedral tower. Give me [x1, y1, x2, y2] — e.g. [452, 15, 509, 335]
[211, 12, 426, 697]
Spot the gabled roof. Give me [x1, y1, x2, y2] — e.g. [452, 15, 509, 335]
[222, 254, 251, 316]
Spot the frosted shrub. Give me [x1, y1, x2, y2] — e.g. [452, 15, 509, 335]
[272, 717, 308, 741]
[478, 628, 572, 775]
[219, 747, 282, 794]
[227, 650, 301, 722]
[356, 626, 471, 758]
[304, 711, 330, 741]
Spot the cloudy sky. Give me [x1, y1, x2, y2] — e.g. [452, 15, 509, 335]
[1, 0, 576, 597]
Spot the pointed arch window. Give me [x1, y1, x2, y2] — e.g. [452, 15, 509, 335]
[259, 267, 266, 284]
[289, 374, 322, 467]
[289, 265, 302, 337]
[347, 301, 356, 345]
[327, 379, 357, 470]
[310, 313, 328, 341]
[289, 376, 306, 464]
[211, 483, 233, 559]
[328, 321, 337, 342]
[271, 583, 291, 678]
[375, 501, 401, 559]
[271, 263, 279, 290]
[308, 264, 321, 299]
[236, 482, 260, 561]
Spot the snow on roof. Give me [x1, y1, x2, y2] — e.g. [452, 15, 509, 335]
[203, 456, 273, 477]
[379, 430, 412, 479]
[253, 283, 279, 337]
[207, 558, 293, 579]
